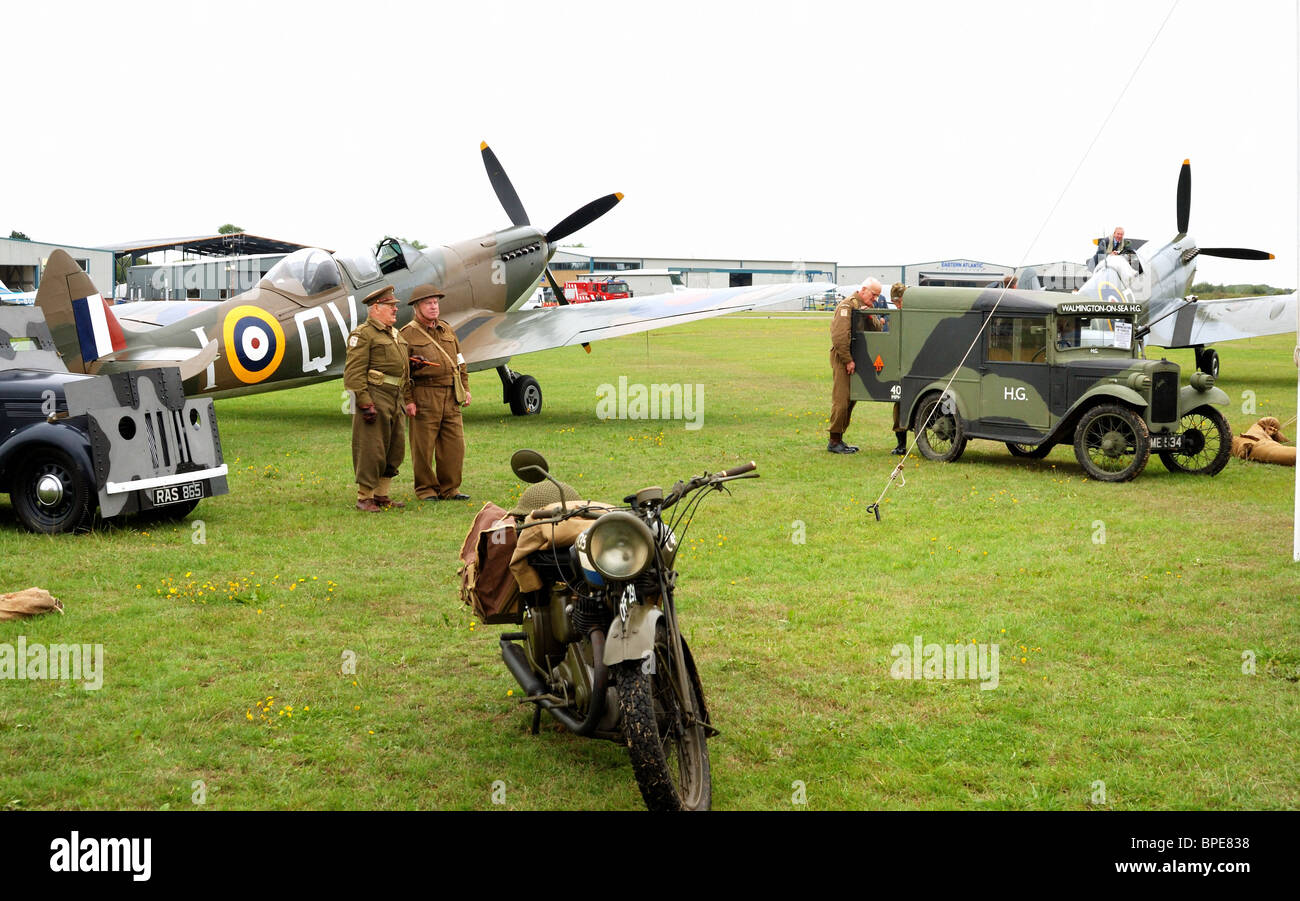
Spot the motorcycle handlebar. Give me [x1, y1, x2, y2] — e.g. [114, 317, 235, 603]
[720, 461, 757, 478]
[662, 462, 760, 510]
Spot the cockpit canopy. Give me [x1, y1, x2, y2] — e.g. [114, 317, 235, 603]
[260, 248, 343, 297]
[375, 238, 424, 276]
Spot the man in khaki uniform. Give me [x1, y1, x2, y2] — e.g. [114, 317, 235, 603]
[344, 284, 416, 511]
[828, 278, 881, 454]
[400, 283, 472, 500]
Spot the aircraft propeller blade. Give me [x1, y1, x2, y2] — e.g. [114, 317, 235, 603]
[543, 266, 592, 351]
[1176, 159, 1191, 235]
[547, 193, 623, 244]
[1199, 247, 1275, 261]
[480, 142, 530, 227]
[543, 267, 570, 307]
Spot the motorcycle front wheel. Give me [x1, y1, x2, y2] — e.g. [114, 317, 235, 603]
[613, 621, 711, 811]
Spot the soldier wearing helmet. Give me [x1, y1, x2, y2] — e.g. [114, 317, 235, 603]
[400, 283, 472, 501]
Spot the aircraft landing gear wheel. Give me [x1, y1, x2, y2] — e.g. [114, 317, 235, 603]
[1006, 442, 1054, 459]
[1195, 348, 1219, 378]
[11, 448, 95, 534]
[1158, 405, 1231, 476]
[915, 393, 966, 463]
[1073, 403, 1150, 482]
[508, 375, 542, 416]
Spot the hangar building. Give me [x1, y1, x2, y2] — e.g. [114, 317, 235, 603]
[0, 236, 115, 297]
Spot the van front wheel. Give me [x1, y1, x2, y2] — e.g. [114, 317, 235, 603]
[1073, 404, 1150, 482]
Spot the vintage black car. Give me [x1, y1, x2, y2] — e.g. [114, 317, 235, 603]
[0, 305, 228, 532]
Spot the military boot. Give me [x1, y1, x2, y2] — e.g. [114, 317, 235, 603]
[356, 498, 383, 512]
[374, 496, 405, 508]
[892, 432, 907, 455]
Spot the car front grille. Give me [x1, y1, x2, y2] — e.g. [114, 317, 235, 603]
[1151, 370, 1178, 423]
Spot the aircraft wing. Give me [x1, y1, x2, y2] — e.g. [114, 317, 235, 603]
[1146, 292, 1297, 348]
[454, 282, 835, 364]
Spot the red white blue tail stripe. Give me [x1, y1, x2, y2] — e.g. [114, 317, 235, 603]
[71, 293, 126, 362]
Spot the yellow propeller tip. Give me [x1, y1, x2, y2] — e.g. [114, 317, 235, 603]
[1269, 253, 1276, 259]
[615, 192, 624, 201]
[1182, 158, 1190, 165]
[480, 141, 489, 151]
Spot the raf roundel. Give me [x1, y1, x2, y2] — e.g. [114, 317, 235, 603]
[1096, 281, 1126, 305]
[222, 305, 286, 384]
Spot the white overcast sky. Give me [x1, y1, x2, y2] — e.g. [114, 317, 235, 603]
[4, 0, 1296, 287]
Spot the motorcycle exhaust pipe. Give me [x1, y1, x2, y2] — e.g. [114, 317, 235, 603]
[499, 631, 609, 736]
[500, 636, 548, 697]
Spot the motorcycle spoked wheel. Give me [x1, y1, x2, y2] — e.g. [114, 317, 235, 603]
[613, 620, 711, 811]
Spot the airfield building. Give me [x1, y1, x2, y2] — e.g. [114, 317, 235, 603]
[0, 236, 114, 298]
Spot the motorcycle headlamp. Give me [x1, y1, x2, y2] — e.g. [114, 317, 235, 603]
[585, 511, 656, 581]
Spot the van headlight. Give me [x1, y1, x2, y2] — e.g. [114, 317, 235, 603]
[586, 511, 656, 581]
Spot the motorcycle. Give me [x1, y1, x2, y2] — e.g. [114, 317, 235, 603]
[493, 449, 758, 811]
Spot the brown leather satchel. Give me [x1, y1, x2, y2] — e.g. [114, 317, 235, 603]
[457, 502, 522, 624]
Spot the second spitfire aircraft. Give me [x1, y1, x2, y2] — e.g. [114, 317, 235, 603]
[35, 144, 832, 414]
[1018, 160, 1287, 378]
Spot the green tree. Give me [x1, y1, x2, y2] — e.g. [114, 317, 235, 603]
[216, 224, 244, 235]
[9, 230, 29, 240]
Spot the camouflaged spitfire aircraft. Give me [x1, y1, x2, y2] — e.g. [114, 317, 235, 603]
[34, 144, 832, 414]
[1020, 159, 1288, 378]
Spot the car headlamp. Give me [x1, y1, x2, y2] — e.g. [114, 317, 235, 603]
[585, 511, 656, 581]
[1189, 371, 1215, 391]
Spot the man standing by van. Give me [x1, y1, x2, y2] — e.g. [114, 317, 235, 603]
[828, 278, 882, 454]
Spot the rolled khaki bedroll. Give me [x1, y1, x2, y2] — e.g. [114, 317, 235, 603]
[1231, 417, 1296, 466]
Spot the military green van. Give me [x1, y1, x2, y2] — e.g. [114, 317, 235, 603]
[849, 287, 1231, 481]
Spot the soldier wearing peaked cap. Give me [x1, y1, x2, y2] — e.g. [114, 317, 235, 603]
[400, 283, 472, 501]
[344, 284, 415, 511]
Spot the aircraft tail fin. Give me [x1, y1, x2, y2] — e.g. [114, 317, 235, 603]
[34, 248, 127, 373]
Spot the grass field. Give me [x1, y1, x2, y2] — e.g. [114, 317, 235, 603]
[1, 313, 1297, 810]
